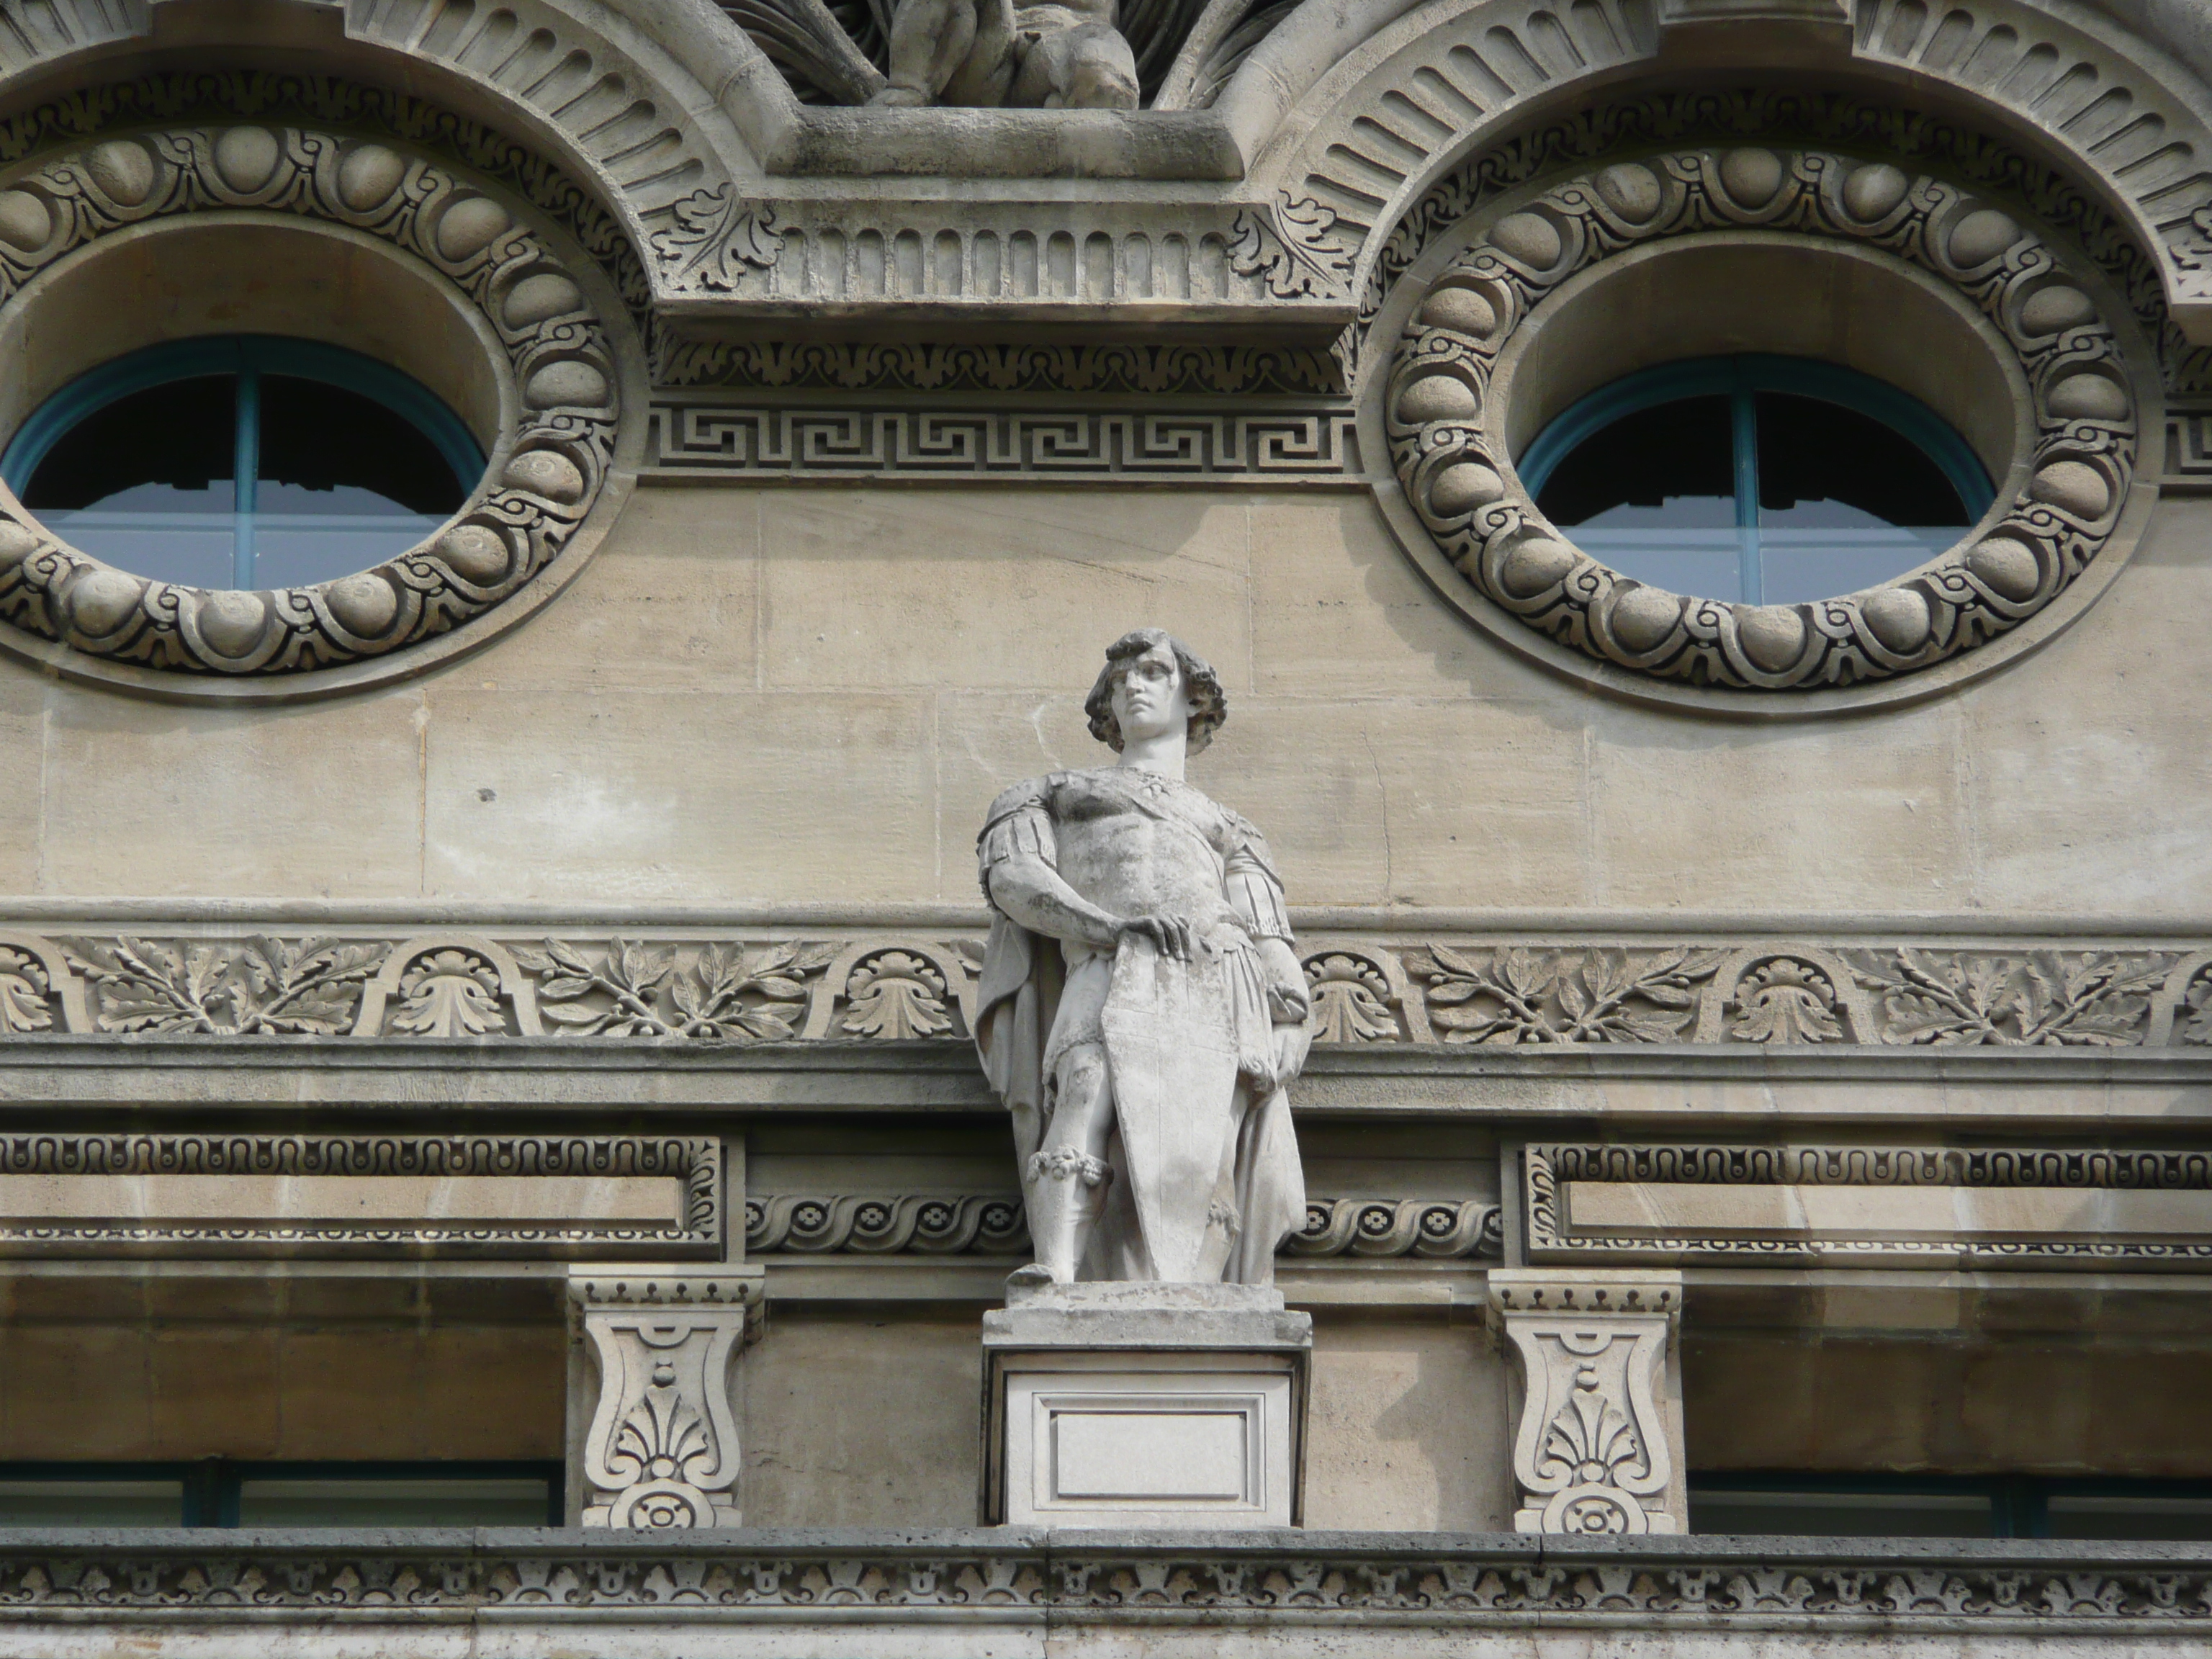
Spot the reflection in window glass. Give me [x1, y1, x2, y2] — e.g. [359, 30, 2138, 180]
[1755, 392, 1973, 605]
[6, 338, 479, 592]
[235, 1476, 554, 1527]
[2046, 1496, 2212, 1541]
[1528, 356, 1987, 606]
[1691, 1488, 1996, 1538]
[1528, 394, 1743, 600]
[21, 377, 239, 589]
[0, 1479, 185, 1525]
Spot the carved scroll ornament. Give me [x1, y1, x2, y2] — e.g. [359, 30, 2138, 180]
[0, 124, 621, 687]
[1385, 148, 2139, 697]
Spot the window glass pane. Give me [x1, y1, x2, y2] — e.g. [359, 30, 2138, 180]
[1534, 395, 1744, 601]
[22, 377, 238, 588]
[234, 1476, 550, 1527]
[2046, 1496, 2212, 1541]
[1755, 392, 1972, 605]
[251, 376, 466, 588]
[0, 1479, 184, 1524]
[1691, 1488, 1996, 1537]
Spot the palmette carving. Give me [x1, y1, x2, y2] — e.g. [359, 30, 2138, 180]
[0, 122, 619, 680]
[11, 927, 2212, 1051]
[1491, 1270, 1683, 1536]
[570, 1272, 764, 1529]
[1388, 146, 2137, 693]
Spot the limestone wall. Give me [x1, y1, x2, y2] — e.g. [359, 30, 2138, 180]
[5, 484, 2206, 916]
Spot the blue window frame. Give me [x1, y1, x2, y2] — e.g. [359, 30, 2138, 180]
[0, 1460, 562, 1527]
[1, 336, 483, 591]
[1521, 354, 1996, 607]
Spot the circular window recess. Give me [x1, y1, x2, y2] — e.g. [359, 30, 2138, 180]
[5, 336, 484, 593]
[0, 126, 637, 701]
[1372, 148, 2152, 716]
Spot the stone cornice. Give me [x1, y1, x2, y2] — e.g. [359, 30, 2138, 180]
[0, 1529, 2206, 1630]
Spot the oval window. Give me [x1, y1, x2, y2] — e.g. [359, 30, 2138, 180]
[2, 337, 485, 592]
[1519, 355, 1995, 606]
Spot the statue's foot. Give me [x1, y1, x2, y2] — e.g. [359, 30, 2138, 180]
[868, 86, 932, 108]
[1007, 1263, 1060, 1289]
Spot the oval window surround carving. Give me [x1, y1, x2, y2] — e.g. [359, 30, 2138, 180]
[0, 125, 635, 700]
[1374, 147, 2152, 716]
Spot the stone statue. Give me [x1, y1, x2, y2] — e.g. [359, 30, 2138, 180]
[867, 0, 1138, 109]
[974, 630, 1310, 1286]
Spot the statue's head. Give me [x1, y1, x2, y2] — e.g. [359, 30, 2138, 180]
[1084, 629, 1226, 755]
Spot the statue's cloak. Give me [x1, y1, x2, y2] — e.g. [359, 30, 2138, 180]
[974, 770, 1305, 1285]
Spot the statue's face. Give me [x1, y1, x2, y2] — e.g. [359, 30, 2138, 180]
[1111, 639, 1191, 747]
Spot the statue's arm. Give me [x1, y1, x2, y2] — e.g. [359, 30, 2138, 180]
[1225, 818, 1310, 1022]
[979, 784, 1200, 959]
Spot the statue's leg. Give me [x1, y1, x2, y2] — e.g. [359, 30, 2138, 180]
[871, 0, 988, 107]
[1009, 21, 1137, 109]
[1018, 1042, 1114, 1282]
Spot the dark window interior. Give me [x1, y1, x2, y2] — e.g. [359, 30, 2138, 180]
[0, 1462, 562, 1527]
[1691, 1474, 2212, 1539]
[22, 377, 237, 511]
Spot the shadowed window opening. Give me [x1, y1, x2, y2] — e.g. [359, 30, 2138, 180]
[1524, 355, 1992, 606]
[5, 336, 482, 592]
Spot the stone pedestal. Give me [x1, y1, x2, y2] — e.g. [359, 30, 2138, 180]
[567, 1267, 765, 1529]
[1490, 1268, 1686, 1536]
[981, 1280, 1311, 1527]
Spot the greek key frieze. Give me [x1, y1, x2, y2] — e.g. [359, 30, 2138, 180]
[8, 929, 2212, 1053]
[646, 403, 1363, 482]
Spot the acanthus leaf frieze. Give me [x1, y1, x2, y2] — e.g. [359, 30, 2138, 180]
[9, 927, 2212, 1054]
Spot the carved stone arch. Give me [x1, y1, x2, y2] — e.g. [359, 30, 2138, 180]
[0, 0, 788, 309]
[1241, 0, 2212, 346]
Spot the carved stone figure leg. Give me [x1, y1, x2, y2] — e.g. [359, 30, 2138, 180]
[1488, 1269, 1686, 1535]
[1006, 20, 1139, 109]
[567, 1269, 764, 1528]
[1019, 1043, 1114, 1282]
[873, 0, 1013, 107]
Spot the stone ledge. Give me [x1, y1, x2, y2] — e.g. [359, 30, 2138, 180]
[0, 1529, 2206, 1628]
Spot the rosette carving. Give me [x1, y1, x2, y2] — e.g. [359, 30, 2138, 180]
[0, 125, 620, 680]
[1386, 148, 2138, 693]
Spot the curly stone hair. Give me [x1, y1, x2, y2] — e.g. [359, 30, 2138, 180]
[1084, 629, 1227, 755]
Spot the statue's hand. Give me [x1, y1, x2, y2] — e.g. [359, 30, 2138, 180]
[1259, 937, 1311, 1022]
[1120, 914, 1197, 961]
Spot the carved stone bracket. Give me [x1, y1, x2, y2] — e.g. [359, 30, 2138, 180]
[1489, 1269, 1684, 1537]
[567, 1269, 765, 1529]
